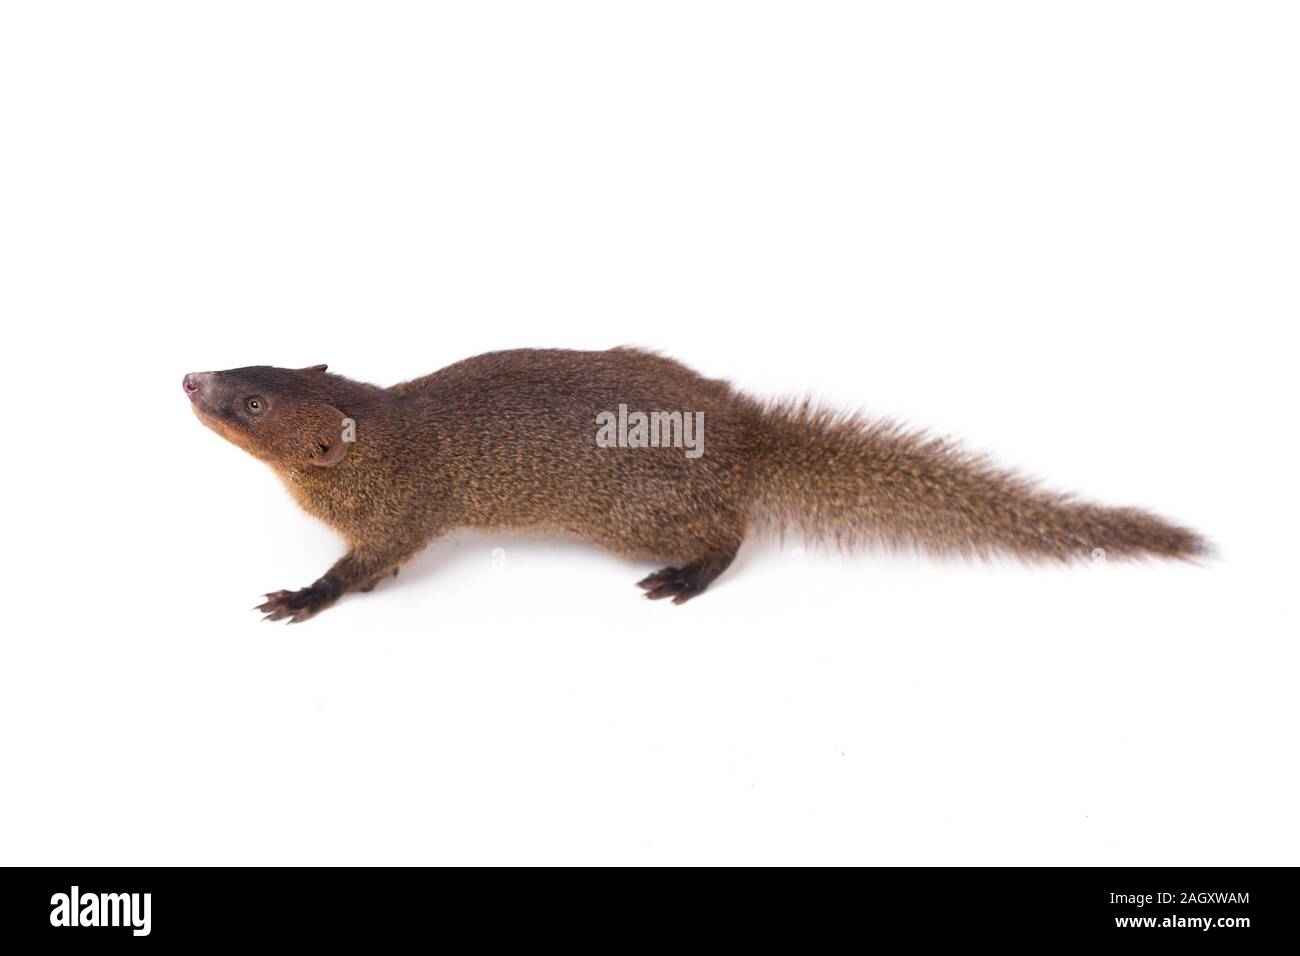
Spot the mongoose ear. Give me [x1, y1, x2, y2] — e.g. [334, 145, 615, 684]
[300, 364, 329, 373]
[309, 405, 352, 468]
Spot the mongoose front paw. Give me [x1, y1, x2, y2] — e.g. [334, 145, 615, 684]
[256, 587, 331, 624]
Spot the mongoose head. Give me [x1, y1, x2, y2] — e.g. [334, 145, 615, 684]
[183, 364, 353, 469]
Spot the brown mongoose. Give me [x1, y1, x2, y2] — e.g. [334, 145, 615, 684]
[183, 348, 1206, 622]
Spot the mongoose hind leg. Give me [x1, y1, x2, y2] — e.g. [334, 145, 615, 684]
[637, 547, 738, 604]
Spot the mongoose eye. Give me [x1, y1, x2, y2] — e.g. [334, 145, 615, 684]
[245, 397, 265, 414]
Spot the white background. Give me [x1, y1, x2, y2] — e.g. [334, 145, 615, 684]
[1, 2, 1296, 865]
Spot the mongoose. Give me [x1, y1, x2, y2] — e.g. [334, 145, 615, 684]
[183, 348, 1206, 622]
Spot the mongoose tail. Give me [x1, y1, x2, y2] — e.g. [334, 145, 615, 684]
[749, 400, 1207, 561]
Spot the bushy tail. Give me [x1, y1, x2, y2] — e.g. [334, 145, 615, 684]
[747, 400, 1206, 561]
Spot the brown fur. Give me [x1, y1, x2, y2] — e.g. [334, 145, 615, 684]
[183, 348, 1206, 622]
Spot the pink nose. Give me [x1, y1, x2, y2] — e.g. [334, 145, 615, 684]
[183, 372, 211, 398]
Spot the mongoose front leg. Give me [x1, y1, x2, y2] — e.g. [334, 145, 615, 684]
[636, 547, 739, 604]
[257, 546, 415, 623]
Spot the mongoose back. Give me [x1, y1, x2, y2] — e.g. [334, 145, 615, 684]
[183, 348, 1206, 622]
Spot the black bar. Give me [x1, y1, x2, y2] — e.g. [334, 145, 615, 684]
[0, 867, 1289, 945]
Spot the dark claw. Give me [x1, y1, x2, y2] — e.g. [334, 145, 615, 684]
[637, 567, 681, 590]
